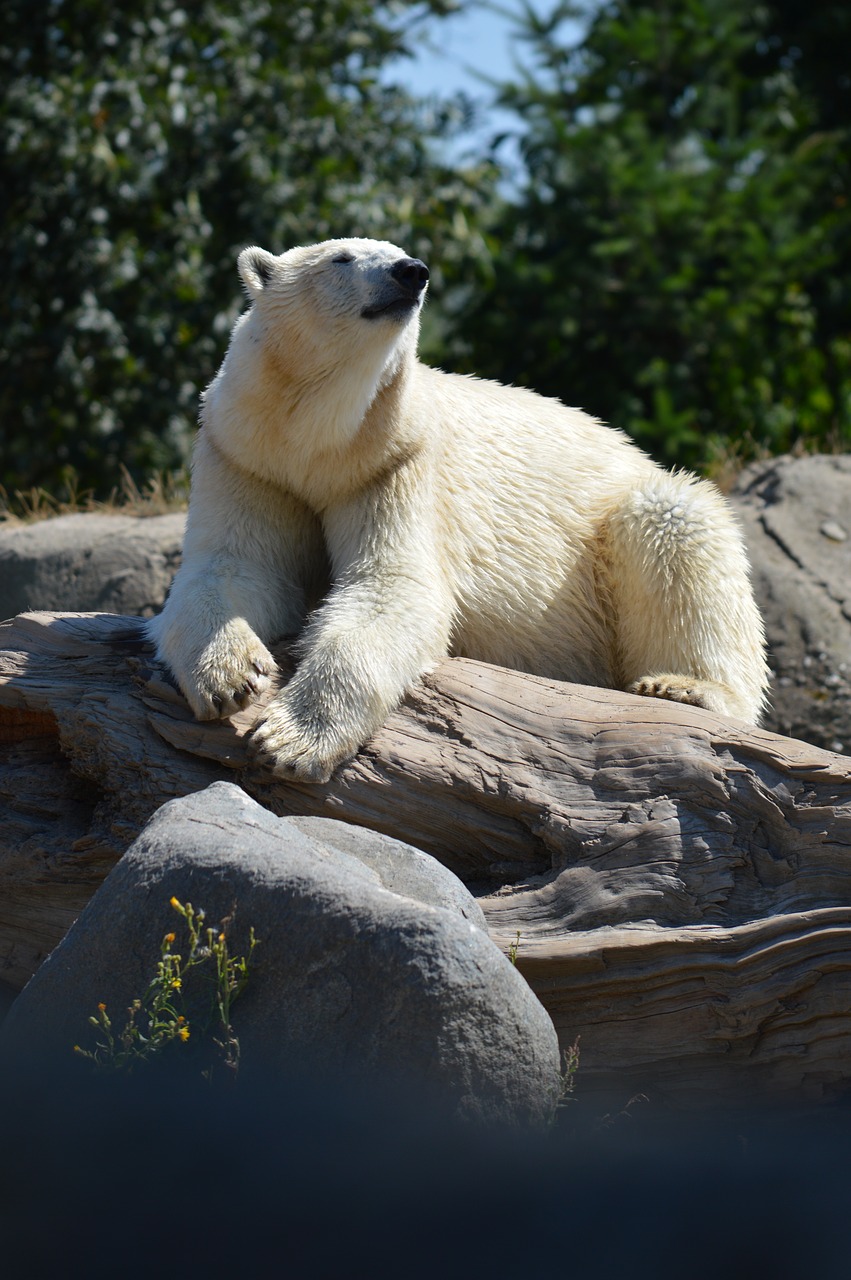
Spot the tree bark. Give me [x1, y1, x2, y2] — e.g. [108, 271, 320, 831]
[3, 609, 851, 1106]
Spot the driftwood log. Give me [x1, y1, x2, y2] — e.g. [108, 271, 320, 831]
[3, 609, 851, 1107]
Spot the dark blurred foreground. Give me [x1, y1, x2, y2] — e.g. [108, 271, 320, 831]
[2, 1058, 850, 1278]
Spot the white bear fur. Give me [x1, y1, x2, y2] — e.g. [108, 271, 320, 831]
[149, 236, 769, 782]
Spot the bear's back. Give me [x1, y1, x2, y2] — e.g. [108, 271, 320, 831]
[409, 363, 656, 683]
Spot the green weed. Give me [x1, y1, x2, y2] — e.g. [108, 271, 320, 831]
[560, 1037, 581, 1105]
[74, 896, 257, 1084]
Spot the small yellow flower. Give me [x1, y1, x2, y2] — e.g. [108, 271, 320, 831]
[164, 932, 176, 945]
[177, 1015, 186, 1025]
[171, 978, 181, 990]
[178, 1026, 190, 1042]
[170, 896, 182, 910]
[97, 1002, 107, 1012]
[218, 933, 225, 943]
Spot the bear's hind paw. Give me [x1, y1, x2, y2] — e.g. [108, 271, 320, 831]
[627, 673, 737, 717]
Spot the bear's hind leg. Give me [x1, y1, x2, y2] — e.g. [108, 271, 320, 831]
[604, 472, 768, 724]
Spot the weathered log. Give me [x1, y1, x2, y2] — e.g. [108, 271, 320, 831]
[3, 609, 851, 1106]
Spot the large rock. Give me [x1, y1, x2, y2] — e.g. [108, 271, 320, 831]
[286, 814, 488, 931]
[0, 511, 184, 619]
[729, 454, 851, 752]
[0, 782, 560, 1126]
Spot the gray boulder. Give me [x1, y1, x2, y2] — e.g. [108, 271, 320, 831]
[0, 782, 560, 1126]
[0, 511, 185, 619]
[286, 814, 488, 931]
[729, 454, 851, 752]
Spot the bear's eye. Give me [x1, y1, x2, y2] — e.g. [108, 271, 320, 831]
[331, 252, 355, 264]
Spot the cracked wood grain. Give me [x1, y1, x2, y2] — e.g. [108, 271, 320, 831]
[3, 610, 851, 1105]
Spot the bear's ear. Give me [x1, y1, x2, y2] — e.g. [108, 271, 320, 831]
[237, 246, 278, 299]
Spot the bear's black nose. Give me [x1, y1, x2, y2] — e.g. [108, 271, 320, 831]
[390, 257, 430, 296]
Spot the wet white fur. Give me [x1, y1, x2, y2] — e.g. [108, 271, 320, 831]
[148, 237, 769, 781]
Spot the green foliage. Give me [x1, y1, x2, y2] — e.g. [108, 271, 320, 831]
[1, 0, 495, 495]
[7, 1, 849, 487]
[74, 896, 258, 1083]
[446, 0, 851, 469]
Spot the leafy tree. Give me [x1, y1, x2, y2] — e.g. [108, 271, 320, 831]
[447, 0, 851, 470]
[0, 0, 494, 496]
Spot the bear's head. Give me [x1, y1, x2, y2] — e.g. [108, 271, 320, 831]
[236, 238, 429, 366]
[206, 239, 431, 458]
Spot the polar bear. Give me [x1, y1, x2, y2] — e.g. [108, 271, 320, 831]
[148, 237, 769, 782]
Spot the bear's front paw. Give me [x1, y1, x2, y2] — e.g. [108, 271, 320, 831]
[188, 634, 277, 721]
[250, 698, 355, 784]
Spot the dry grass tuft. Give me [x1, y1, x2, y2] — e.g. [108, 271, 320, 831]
[703, 433, 848, 493]
[0, 466, 189, 524]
